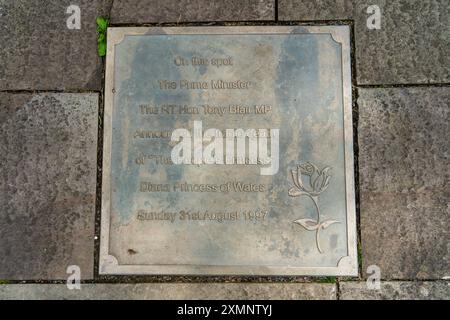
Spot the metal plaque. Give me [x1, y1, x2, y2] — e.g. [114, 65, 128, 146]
[100, 26, 357, 276]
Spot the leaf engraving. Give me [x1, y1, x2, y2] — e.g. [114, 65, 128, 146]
[289, 162, 340, 254]
[320, 220, 340, 230]
[294, 219, 319, 231]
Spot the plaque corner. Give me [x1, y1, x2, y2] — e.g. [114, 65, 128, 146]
[107, 27, 127, 46]
[99, 254, 119, 275]
[337, 255, 359, 277]
[328, 26, 350, 47]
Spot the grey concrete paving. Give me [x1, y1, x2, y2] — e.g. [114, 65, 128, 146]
[340, 281, 450, 300]
[279, 0, 353, 20]
[0, 283, 337, 300]
[354, 0, 450, 84]
[0, 93, 98, 280]
[0, 0, 448, 300]
[110, 0, 275, 24]
[358, 87, 450, 280]
[0, 0, 112, 90]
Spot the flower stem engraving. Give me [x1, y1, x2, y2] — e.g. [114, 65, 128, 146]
[289, 162, 339, 253]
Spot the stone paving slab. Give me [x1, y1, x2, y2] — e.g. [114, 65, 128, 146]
[110, 0, 275, 24]
[279, 0, 353, 21]
[0, 283, 337, 300]
[340, 281, 450, 300]
[354, 0, 450, 84]
[0, 0, 112, 90]
[0, 93, 98, 280]
[358, 87, 450, 280]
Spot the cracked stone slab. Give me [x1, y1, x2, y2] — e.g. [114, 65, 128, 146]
[0, 0, 112, 90]
[0, 93, 98, 280]
[355, 0, 450, 84]
[279, 0, 353, 20]
[340, 281, 450, 300]
[110, 0, 275, 24]
[0, 283, 337, 300]
[358, 87, 450, 280]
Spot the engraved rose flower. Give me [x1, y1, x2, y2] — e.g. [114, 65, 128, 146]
[289, 162, 332, 197]
[288, 162, 339, 253]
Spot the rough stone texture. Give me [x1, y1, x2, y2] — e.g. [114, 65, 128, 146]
[340, 281, 450, 300]
[279, 0, 353, 20]
[358, 88, 450, 280]
[0, 283, 336, 300]
[355, 0, 450, 84]
[110, 0, 275, 23]
[0, 93, 98, 280]
[0, 0, 112, 90]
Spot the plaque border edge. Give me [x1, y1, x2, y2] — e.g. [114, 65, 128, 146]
[100, 25, 358, 277]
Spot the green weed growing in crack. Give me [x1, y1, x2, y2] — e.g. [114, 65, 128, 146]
[358, 242, 363, 269]
[315, 277, 336, 284]
[96, 16, 109, 57]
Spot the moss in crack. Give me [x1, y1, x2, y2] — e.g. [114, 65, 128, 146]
[0, 280, 9, 285]
[96, 16, 109, 57]
[358, 242, 363, 271]
[315, 277, 336, 284]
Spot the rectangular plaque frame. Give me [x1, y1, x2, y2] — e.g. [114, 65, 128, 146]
[100, 26, 358, 276]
